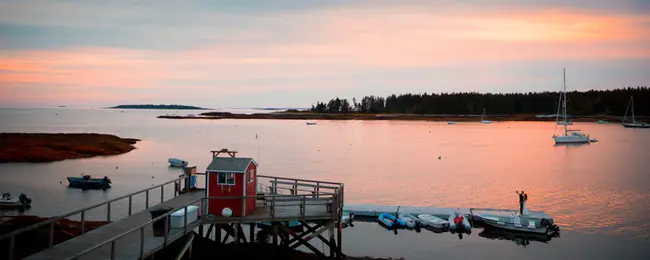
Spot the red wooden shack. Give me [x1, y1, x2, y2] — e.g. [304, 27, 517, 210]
[205, 149, 258, 217]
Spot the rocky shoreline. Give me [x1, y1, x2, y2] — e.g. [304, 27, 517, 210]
[0, 133, 140, 163]
[157, 111, 638, 123]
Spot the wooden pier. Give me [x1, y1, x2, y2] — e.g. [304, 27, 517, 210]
[1, 173, 345, 260]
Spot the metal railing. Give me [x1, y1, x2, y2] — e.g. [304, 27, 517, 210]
[1, 175, 187, 260]
[70, 198, 205, 260]
[68, 191, 344, 260]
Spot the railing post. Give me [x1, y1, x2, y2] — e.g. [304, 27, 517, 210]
[301, 196, 306, 216]
[128, 196, 132, 216]
[164, 214, 169, 246]
[161, 185, 164, 203]
[184, 206, 188, 234]
[107, 202, 111, 221]
[140, 226, 145, 258]
[49, 222, 54, 247]
[146, 190, 149, 208]
[110, 240, 116, 260]
[270, 196, 275, 217]
[293, 180, 298, 195]
[315, 182, 320, 198]
[8, 235, 14, 260]
[81, 211, 85, 234]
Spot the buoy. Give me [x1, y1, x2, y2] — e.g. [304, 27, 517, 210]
[222, 207, 233, 217]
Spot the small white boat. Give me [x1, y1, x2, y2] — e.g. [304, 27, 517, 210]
[306, 122, 317, 125]
[597, 120, 608, 124]
[417, 214, 449, 229]
[168, 158, 188, 167]
[473, 202, 560, 235]
[0, 193, 32, 210]
[342, 213, 355, 227]
[447, 121, 456, 125]
[397, 213, 419, 228]
[448, 211, 472, 233]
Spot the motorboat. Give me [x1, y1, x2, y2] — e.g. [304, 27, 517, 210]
[168, 158, 188, 167]
[448, 211, 472, 233]
[0, 193, 32, 210]
[377, 213, 407, 228]
[417, 214, 449, 229]
[67, 175, 112, 189]
[472, 202, 559, 235]
[447, 121, 456, 125]
[306, 122, 317, 125]
[597, 120, 608, 124]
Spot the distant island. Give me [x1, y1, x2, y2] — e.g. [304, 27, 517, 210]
[108, 104, 209, 110]
[0, 133, 140, 163]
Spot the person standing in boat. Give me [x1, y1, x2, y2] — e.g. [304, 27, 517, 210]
[516, 190, 525, 214]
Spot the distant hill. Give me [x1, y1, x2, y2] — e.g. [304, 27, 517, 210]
[108, 104, 209, 110]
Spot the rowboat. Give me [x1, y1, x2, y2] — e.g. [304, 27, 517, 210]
[168, 158, 188, 167]
[67, 175, 111, 189]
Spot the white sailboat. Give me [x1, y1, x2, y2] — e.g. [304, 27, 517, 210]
[481, 107, 492, 124]
[622, 96, 650, 128]
[553, 69, 591, 144]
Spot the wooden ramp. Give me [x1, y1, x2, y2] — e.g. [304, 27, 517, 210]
[24, 192, 205, 260]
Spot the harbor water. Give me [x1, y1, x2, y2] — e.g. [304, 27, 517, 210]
[1, 107, 650, 259]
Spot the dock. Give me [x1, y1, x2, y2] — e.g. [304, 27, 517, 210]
[1, 169, 345, 260]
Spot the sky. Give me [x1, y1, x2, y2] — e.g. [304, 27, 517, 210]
[1, 0, 649, 108]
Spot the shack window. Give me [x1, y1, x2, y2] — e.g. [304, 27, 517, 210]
[217, 172, 235, 185]
[248, 169, 255, 183]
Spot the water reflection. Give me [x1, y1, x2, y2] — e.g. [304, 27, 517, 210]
[478, 226, 560, 247]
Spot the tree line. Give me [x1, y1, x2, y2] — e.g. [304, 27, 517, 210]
[309, 87, 650, 115]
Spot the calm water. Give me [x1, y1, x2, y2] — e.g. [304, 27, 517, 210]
[1, 108, 650, 259]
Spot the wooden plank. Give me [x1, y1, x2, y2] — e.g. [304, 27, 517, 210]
[24, 192, 204, 260]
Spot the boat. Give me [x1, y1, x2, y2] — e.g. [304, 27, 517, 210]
[0, 193, 32, 210]
[417, 214, 449, 229]
[553, 69, 591, 144]
[447, 121, 456, 125]
[257, 220, 304, 231]
[397, 212, 417, 228]
[472, 201, 560, 235]
[597, 120, 608, 124]
[377, 213, 407, 228]
[342, 213, 355, 228]
[448, 211, 472, 233]
[168, 158, 188, 167]
[622, 96, 650, 128]
[481, 108, 492, 124]
[306, 122, 317, 125]
[67, 175, 112, 189]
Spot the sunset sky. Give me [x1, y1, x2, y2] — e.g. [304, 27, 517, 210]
[1, 0, 649, 108]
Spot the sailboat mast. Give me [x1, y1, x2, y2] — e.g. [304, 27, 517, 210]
[563, 68, 567, 122]
[632, 96, 636, 123]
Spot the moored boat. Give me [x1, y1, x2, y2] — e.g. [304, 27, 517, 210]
[472, 201, 559, 235]
[448, 211, 472, 233]
[67, 175, 111, 189]
[397, 213, 417, 228]
[377, 213, 407, 228]
[417, 214, 449, 229]
[0, 192, 32, 210]
[168, 158, 188, 167]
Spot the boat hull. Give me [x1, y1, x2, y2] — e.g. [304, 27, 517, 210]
[622, 123, 650, 128]
[553, 135, 590, 144]
[417, 214, 449, 229]
[482, 218, 555, 235]
[168, 158, 188, 167]
[67, 177, 111, 189]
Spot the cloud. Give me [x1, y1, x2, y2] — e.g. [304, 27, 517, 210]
[0, 0, 649, 107]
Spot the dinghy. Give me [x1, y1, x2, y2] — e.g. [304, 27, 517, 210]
[342, 213, 355, 228]
[448, 211, 472, 233]
[397, 213, 417, 228]
[417, 214, 449, 229]
[0, 193, 32, 210]
[377, 213, 407, 228]
[168, 158, 188, 167]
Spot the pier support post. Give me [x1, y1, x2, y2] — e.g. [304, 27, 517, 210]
[234, 224, 239, 244]
[329, 222, 335, 258]
[216, 224, 222, 244]
[272, 222, 278, 246]
[249, 223, 255, 243]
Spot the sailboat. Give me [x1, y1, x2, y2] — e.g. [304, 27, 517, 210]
[622, 96, 649, 128]
[553, 69, 591, 144]
[481, 107, 492, 124]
